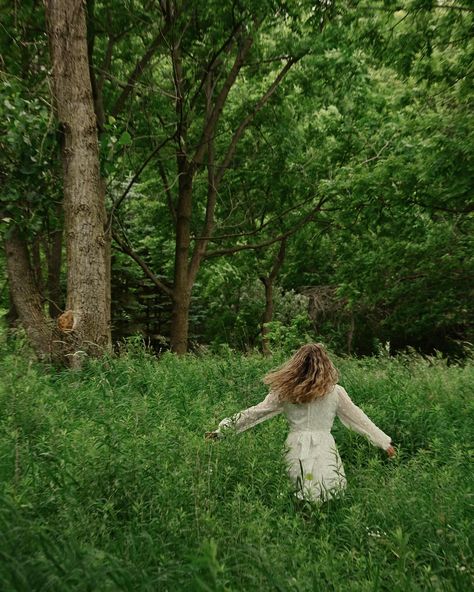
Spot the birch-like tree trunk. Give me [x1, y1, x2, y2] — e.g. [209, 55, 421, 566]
[45, 0, 110, 359]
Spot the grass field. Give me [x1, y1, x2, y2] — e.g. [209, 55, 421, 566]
[0, 340, 473, 591]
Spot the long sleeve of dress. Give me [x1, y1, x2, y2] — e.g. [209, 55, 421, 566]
[216, 391, 283, 436]
[336, 386, 392, 450]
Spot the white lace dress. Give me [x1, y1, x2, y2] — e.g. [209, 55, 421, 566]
[215, 385, 392, 502]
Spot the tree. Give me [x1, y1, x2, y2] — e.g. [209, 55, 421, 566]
[1, 2, 63, 358]
[109, 1, 326, 353]
[1, 0, 111, 362]
[1, 0, 471, 359]
[44, 0, 111, 360]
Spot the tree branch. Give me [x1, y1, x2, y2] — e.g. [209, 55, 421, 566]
[192, 193, 318, 242]
[188, 21, 243, 112]
[97, 31, 115, 96]
[171, 30, 187, 155]
[111, 22, 171, 118]
[409, 199, 474, 214]
[188, 76, 218, 285]
[192, 27, 256, 166]
[204, 196, 328, 258]
[434, 3, 474, 11]
[263, 237, 287, 284]
[112, 231, 173, 298]
[106, 133, 175, 231]
[158, 159, 176, 223]
[215, 54, 303, 187]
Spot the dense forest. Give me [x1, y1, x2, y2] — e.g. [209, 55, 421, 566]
[1, 0, 473, 362]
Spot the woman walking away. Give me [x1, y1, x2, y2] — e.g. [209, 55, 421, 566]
[206, 343, 395, 503]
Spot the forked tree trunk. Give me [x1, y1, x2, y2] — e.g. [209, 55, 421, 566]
[45, 0, 110, 360]
[121, 10, 300, 355]
[5, 228, 53, 358]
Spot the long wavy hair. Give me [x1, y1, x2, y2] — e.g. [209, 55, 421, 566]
[263, 343, 339, 403]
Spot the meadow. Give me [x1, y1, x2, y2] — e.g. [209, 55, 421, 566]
[0, 340, 472, 591]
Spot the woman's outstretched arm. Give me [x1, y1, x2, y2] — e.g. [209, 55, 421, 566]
[336, 386, 393, 452]
[207, 391, 283, 438]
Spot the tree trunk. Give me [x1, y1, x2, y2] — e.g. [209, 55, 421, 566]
[5, 228, 53, 359]
[170, 169, 193, 354]
[45, 0, 111, 359]
[171, 290, 191, 355]
[46, 226, 63, 318]
[31, 237, 43, 295]
[6, 290, 18, 329]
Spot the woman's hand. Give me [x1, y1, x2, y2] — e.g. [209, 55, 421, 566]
[386, 445, 396, 458]
[205, 431, 220, 440]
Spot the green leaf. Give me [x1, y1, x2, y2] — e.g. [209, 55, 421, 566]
[117, 131, 132, 146]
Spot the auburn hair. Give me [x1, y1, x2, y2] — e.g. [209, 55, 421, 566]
[263, 343, 339, 403]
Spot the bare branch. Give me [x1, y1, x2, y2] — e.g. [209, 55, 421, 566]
[185, 52, 303, 275]
[267, 238, 287, 283]
[188, 21, 244, 112]
[192, 193, 318, 242]
[171, 32, 187, 154]
[97, 33, 115, 95]
[358, 139, 392, 166]
[434, 3, 474, 11]
[243, 54, 291, 67]
[409, 199, 474, 214]
[188, 78, 218, 284]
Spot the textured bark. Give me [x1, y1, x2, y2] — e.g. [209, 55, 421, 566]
[46, 226, 63, 318]
[5, 229, 53, 358]
[5, 290, 19, 329]
[170, 290, 191, 355]
[45, 0, 111, 359]
[31, 237, 43, 294]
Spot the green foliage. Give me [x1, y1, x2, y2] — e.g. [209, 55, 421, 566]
[0, 75, 60, 234]
[0, 343, 472, 590]
[0, 0, 472, 355]
[264, 314, 314, 352]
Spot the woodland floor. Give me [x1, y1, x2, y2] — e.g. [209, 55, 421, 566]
[0, 343, 472, 591]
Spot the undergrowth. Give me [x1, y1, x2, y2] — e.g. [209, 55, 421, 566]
[0, 337, 472, 591]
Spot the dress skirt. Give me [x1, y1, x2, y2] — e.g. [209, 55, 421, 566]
[285, 430, 347, 502]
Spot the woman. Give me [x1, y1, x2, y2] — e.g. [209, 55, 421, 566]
[206, 343, 395, 503]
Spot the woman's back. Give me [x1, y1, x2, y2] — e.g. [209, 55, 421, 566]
[209, 343, 394, 503]
[283, 385, 339, 433]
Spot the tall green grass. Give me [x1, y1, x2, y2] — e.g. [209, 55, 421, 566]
[0, 339, 472, 591]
